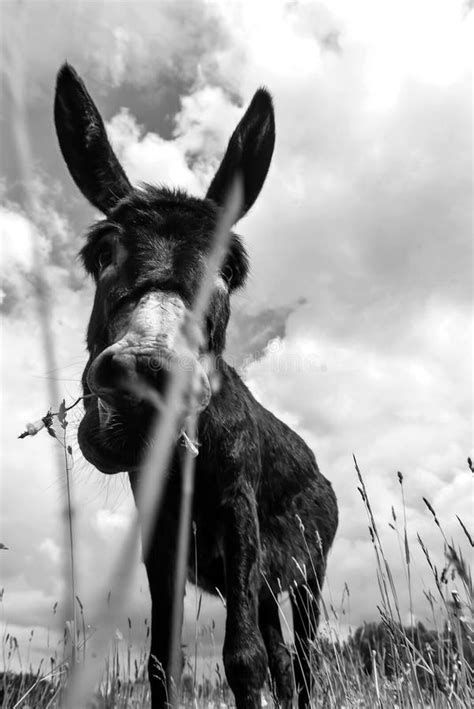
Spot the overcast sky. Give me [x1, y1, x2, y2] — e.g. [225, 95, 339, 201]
[1, 0, 472, 673]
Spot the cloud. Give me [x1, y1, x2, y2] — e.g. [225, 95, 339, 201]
[95, 509, 129, 537]
[244, 298, 471, 479]
[0, 193, 88, 315]
[105, 84, 244, 194]
[39, 538, 62, 565]
[106, 109, 200, 193]
[189, 0, 471, 324]
[0, 205, 45, 311]
[212, 0, 471, 102]
[226, 299, 307, 370]
[0, 207, 38, 271]
[242, 297, 472, 622]
[2, 0, 228, 97]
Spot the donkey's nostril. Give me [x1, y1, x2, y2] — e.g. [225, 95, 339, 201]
[88, 346, 173, 403]
[108, 353, 137, 387]
[88, 349, 138, 395]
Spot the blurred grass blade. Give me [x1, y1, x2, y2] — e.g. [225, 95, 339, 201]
[4, 9, 77, 669]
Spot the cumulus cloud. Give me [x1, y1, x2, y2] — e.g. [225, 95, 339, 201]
[2, 0, 228, 96]
[0, 208, 38, 271]
[0, 193, 87, 315]
[105, 84, 244, 194]
[95, 509, 129, 537]
[39, 537, 62, 565]
[106, 109, 201, 193]
[226, 299, 307, 369]
[0, 206, 45, 311]
[243, 299, 472, 622]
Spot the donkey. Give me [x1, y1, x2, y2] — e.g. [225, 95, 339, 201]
[54, 63, 338, 708]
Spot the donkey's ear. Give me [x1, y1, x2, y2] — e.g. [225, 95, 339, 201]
[54, 63, 132, 214]
[206, 88, 275, 220]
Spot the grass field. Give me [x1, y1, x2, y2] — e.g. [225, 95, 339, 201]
[1, 459, 472, 709]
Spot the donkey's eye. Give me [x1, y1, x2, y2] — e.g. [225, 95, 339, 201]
[96, 239, 114, 275]
[222, 264, 233, 285]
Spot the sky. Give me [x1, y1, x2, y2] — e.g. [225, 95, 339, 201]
[0, 0, 472, 676]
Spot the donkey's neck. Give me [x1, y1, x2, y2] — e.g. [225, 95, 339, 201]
[129, 357, 246, 488]
[197, 357, 249, 441]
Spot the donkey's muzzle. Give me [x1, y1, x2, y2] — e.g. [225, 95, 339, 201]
[87, 343, 211, 414]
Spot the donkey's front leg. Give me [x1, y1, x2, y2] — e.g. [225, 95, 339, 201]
[222, 481, 268, 709]
[131, 476, 182, 709]
[146, 557, 183, 709]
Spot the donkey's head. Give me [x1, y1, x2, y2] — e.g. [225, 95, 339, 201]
[54, 64, 275, 473]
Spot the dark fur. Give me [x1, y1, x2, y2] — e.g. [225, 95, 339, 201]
[54, 63, 338, 708]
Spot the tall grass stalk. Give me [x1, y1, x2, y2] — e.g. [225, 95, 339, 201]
[168, 414, 198, 707]
[3, 455, 472, 707]
[4, 12, 77, 668]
